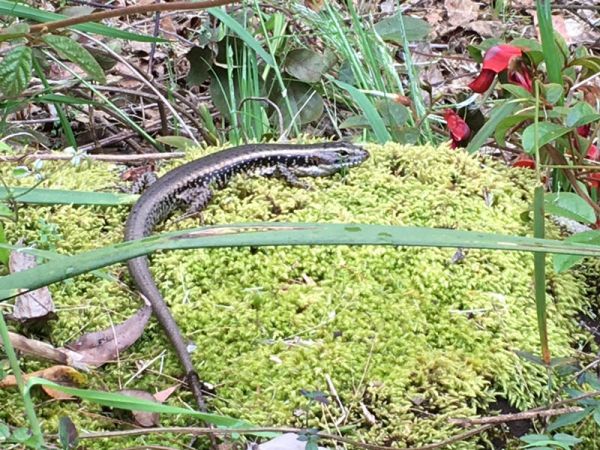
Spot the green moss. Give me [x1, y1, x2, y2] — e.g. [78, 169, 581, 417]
[0, 143, 593, 448]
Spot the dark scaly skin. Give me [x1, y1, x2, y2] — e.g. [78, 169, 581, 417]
[124, 142, 369, 409]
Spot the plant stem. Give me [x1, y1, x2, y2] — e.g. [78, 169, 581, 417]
[533, 185, 550, 365]
[0, 311, 44, 447]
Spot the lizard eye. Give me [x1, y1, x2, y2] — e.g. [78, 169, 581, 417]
[338, 150, 349, 156]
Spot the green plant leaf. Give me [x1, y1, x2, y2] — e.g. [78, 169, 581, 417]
[0, 0, 165, 42]
[0, 46, 32, 96]
[0, 222, 8, 267]
[156, 135, 195, 150]
[185, 46, 214, 86]
[543, 83, 564, 105]
[545, 192, 596, 224]
[0, 187, 137, 206]
[42, 34, 105, 83]
[275, 81, 324, 127]
[58, 417, 78, 450]
[553, 230, 600, 273]
[569, 56, 600, 74]
[521, 122, 570, 154]
[208, 8, 275, 67]
[0, 422, 9, 439]
[566, 101, 600, 128]
[3, 222, 600, 299]
[332, 79, 391, 143]
[547, 408, 591, 432]
[374, 14, 430, 44]
[494, 114, 533, 147]
[0, 22, 29, 42]
[552, 433, 582, 446]
[501, 83, 533, 99]
[593, 407, 600, 426]
[35, 93, 103, 106]
[521, 434, 550, 444]
[466, 101, 520, 153]
[285, 49, 331, 83]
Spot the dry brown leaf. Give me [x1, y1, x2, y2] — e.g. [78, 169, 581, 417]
[153, 384, 179, 403]
[118, 389, 160, 427]
[0, 365, 85, 400]
[444, 0, 479, 29]
[66, 305, 152, 367]
[467, 20, 505, 38]
[8, 249, 55, 326]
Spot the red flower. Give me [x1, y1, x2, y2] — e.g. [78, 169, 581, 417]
[469, 44, 532, 93]
[578, 125, 591, 138]
[443, 109, 470, 148]
[587, 144, 600, 161]
[587, 172, 600, 189]
[512, 154, 536, 169]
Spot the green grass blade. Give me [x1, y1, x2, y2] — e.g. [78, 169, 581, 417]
[466, 101, 521, 153]
[25, 377, 255, 429]
[0, 187, 137, 206]
[535, 0, 563, 86]
[208, 7, 275, 67]
[332, 80, 391, 143]
[2, 222, 600, 298]
[0, 0, 165, 42]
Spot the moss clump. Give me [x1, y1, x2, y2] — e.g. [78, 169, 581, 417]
[0, 143, 592, 448]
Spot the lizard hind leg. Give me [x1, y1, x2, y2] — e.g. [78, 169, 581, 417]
[173, 186, 213, 225]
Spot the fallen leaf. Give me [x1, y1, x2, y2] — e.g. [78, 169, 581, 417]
[118, 389, 160, 427]
[153, 384, 179, 403]
[257, 433, 328, 450]
[8, 248, 56, 327]
[66, 305, 152, 367]
[444, 0, 479, 29]
[0, 365, 85, 399]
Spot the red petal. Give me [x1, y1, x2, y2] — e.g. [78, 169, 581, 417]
[443, 109, 471, 143]
[512, 154, 536, 169]
[586, 144, 600, 161]
[588, 172, 600, 189]
[578, 125, 591, 138]
[508, 66, 533, 92]
[482, 44, 523, 73]
[468, 69, 496, 93]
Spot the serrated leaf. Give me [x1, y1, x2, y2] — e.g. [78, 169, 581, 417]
[521, 122, 570, 154]
[10, 427, 31, 443]
[285, 49, 331, 83]
[374, 14, 430, 44]
[547, 408, 591, 431]
[42, 34, 105, 83]
[0, 46, 32, 96]
[553, 230, 600, 273]
[545, 192, 596, 224]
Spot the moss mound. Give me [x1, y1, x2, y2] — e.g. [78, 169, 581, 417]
[0, 143, 592, 448]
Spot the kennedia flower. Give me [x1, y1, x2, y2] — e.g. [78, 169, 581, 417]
[587, 172, 600, 189]
[512, 153, 536, 169]
[469, 44, 532, 93]
[576, 124, 599, 160]
[443, 109, 470, 148]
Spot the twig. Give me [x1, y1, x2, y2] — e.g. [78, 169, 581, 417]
[78, 424, 493, 450]
[0, 152, 184, 163]
[449, 406, 583, 426]
[28, 0, 240, 34]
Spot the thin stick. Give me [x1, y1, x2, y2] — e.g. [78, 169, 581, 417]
[29, 0, 239, 34]
[449, 406, 583, 426]
[0, 152, 184, 163]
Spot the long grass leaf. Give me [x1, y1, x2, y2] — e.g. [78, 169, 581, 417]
[466, 101, 521, 153]
[0, 187, 137, 206]
[2, 222, 600, 298]
[533, 186, 550, 364]
[208, 8, 275, 67]
[332, 80, 391, 143]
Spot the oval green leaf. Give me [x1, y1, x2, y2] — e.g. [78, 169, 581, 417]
[521, 122, 570, 154]
[42, 34, 105, 83]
